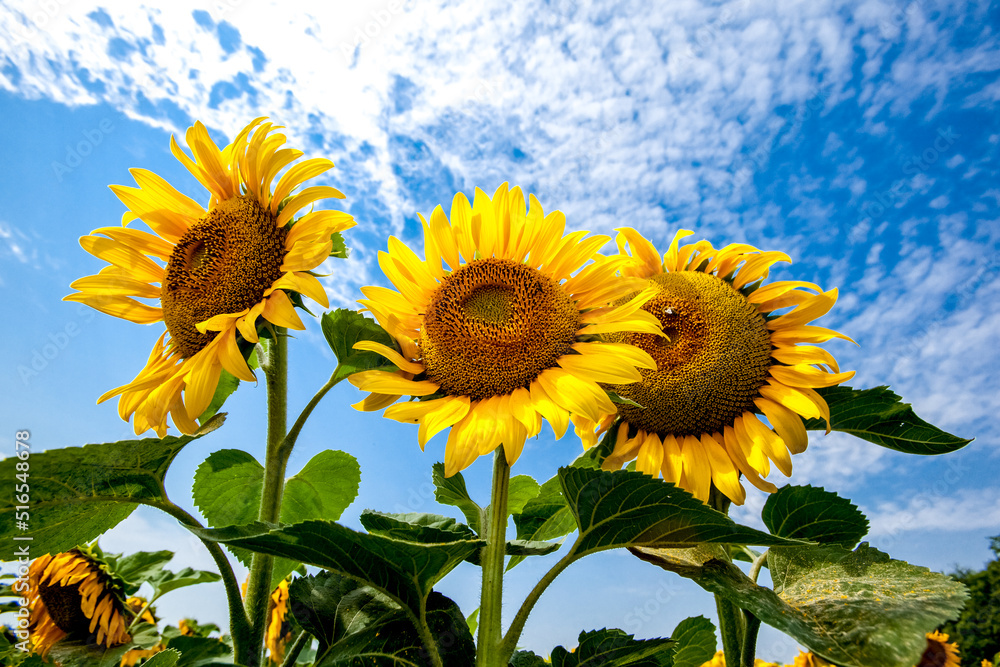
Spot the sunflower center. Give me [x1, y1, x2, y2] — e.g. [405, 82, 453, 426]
[421, 258, 580, 401]
[161, 195, 287, 357]
[38, 582, 88, 633]
[607, 271, 772, 436]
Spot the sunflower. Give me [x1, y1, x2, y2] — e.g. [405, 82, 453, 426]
[599, 229, 854, 504]
[917, 631, 961, 667]
[792, 652, 832, 667]
[350, 183, 662, 475]
[265, 578, 293, 664]
[24, 548, 132, 656]
[65, 118, 355, 437]
[697, 651, 782, 667]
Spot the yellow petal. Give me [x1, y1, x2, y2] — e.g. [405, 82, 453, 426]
[79, 235, 165, 283]
[262, 290, 305, 330]
[746, 280, 821, 305]
[529, 378, 569, 440]
[63, 293, 163, 324]
[352, 340, 425, 374]
[660, 433, 683, 484]
[183, 353, 222, 419]
[349, 370, 439, 396]
[680, 435, 711, 501]
[770, 345, 840, 373]
[722, 425, 777, 493]
[743, 413, 792, 477]
[270, 158, 336, 214]
[755, 397, 808, 455]
[662, 229, 696, 272]
[769, 364, 855, 388]
[767, 289, 839, 329]
[636, 431, 664, 476]
[701, 433, 746, 505]
[271, 272, 329, 308]
[536, 367, 614, 424]
[615, 227, 663, 277]
[276, 186, 346, 227]
[69, 274, 161, 299]
[219, 330, 256, 382]
[768, 325, 857, 346]
[351, 392, 402, 411]
[91, 226, 174, 260]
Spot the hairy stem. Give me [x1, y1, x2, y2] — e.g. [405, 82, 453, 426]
[741, 611, 762, 667]
[716, 595, 744, 667]
[245, 330, 289, 667]
[476, 448, 511, 667]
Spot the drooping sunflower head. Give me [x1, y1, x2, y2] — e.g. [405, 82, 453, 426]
[351, 183, 663, 476]
[600, 229, 855, 505]
[65, 118, 355, 437]
[24, 547, 132, 656]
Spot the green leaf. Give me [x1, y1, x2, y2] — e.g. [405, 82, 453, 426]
[321, 309, 397, 383]
[762, 485, 869, 548]
[507, 475, 541, 516]
[509, 650, 548, 666]
[806, 385, 972, 455]
[561, 467, 802, 557]
[146, 566, 222, 598]
[193, 448, 361, 587]
[508, 474, 577, 571]
[289, 571, 473, 666]
[106, 550, 174, 595]
[0, 423, 219, 555]
[465, 608, 478, 638]
[360, 511, 479, 543]
[330, 231, 349, 259]
[432, 462, 483, 534]
[668, 616, 716, 667]
[164, 635, 232, 666]
[550, 629, 674, 667]
[633, 542, 969, 667]
[198, 369, 239, 424]
[282, 450, 362, 525]
[194, 520, 479, 615]
[140, 650, 181, 667]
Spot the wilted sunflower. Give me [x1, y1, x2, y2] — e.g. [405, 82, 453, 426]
[265, 578, 293, 664]
[350, 183, 662, 475]
[599, 229, 854, 504]
[24, 548, 132, 656]
[65, 118, 355, 437]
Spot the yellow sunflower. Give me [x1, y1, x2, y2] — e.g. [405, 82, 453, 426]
[265, 578, 293, 664]
[24, 548, 132, 656]
[599, 229, 855, 504]
[350, 183, 662, 475]
[65, 118, 355, 437]
[917, 631, 960, 667]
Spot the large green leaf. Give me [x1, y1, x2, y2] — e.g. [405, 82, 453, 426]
[633, 542, 968, 667]
[806, 386, 972, 454]
[290, 572, 474, 666]
[0, 419, 221, 555]
[667, 616, 716, 667]
[359, 511, 479, 543]
[48, 622, 160, 667]
[549, 629, 673, 667]
[198, 369, 239, 424]
[508, 475, 576, 571]
[321, 309, 397, 383]
[141, 650, 181, 667]
[762, 485, 869, 548]
[192, 448, 361, 586]
[507, 475, 541, 516]
[561, 467, 802, 556]
[106, 549, 175, 594]
[194, 520, 479, 615]
[431, 463, 483, 534]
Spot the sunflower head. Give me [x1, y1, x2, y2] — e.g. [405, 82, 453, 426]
[65, 118, 356, 437]
[24, 547, 132, 656]
[600, 229, 855, 505]
[350, 183, 663, 476]
[917, 631, 960, 667]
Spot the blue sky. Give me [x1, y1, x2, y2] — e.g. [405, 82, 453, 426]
[1, 0, 998, 660]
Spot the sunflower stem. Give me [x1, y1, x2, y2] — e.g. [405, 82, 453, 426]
[499, 546, 578, 662]
[246, 329, 290, 667]
[281, 630, 309, 667]
[146, 500, 251, 664]
[716, 595, 744, 667]
[476, 447, 510, 667]
[740, 611, 761, 667]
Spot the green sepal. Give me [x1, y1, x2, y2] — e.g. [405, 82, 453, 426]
[321, 309, 397, 383]
[0, 417, 223, 556]
[561, 467, 804, 557]
[806, 385, 972, 454]
[549, 629, 674, 666]
[762, 485, 869, 548]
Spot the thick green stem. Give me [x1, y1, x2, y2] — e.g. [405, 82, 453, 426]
[499, 546, 577, 662]
[740, 611, 761, 667]
[147, 500, 251, 663]
[245, 330, 289, 667]
[716, 595, 744, 667]
[476, 448, 510, 667]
